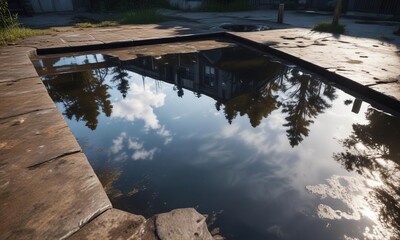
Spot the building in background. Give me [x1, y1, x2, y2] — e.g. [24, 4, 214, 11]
[7, 0, 90, 14]
[8, 0, 400, 17]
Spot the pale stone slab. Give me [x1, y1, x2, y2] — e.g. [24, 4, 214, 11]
[0, 77, 55, 119]
[231, 29, 400, 94]
[68, 209, 149, 240]
[0, 153, 111, 240]
[371, 82, 400, 102]
[0, 108, 81, 169]
[60, 33, 96, 42]
[0, 63, 39, 83]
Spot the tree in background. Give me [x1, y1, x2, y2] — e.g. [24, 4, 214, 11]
[0, 0, 18, 29]
[332, 0, 343, 25]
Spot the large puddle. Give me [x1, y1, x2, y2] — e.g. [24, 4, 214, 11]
[32, 40, 400, 240]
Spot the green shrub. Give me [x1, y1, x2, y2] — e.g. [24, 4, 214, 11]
[1, 0, 18, 29]
[0, 27, 50, 46]
[200, 0, 252, 12]
[312, 22, 345, 34]
[75, 21, 119, 28]
[0, 0, 51, 46]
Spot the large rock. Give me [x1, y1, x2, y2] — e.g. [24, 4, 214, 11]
[68, 209, 150, 240]
[155, 208, 213, 240]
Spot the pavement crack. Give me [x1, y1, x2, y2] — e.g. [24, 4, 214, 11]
[27, 150, 82, 170]
[0, 107, 56, 121]
[0, 76, 38, 84]
[366, 79, 399, 87]
[61, 206, 113, 239]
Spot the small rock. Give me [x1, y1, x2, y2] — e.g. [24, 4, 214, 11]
[11, 118, 25, 126]
[281, 36, 296, 40]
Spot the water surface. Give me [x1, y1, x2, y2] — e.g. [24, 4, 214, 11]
[33, 42, 400, 240]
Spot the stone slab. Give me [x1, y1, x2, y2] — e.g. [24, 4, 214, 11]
[0, 77, 55, 119]
[0, 63, 39, 83]
[68, 209, 148, 240]
[0, 153, 112, 240]
[102, 40, 234, 61]
[232, 29, 400, 90]
[60, 33, 96, 42]
[370, 82, 400, 102]
[0, 108, 81, 169]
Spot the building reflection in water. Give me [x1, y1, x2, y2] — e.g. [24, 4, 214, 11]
[37, 46, 338, 147]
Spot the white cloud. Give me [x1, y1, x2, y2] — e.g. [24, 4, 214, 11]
[111, 78, 174, 144]
[157, 125, 173, 144]
[112, 80, 165, 130]
[114, 152, 128, 162]
[111, 132, 127, 154]
[307, 175, 392, 239]
[132, 148, 157, 161]
[157, 125, 171, 137]
[128, 138, 143, 150]
[109, 132, 158, 161]
[221, 123, 240, 138]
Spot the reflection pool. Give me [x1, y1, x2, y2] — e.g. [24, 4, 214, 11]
[32, 40, 400, 240]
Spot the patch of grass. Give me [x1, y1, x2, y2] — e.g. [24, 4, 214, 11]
[119, 9, 170, 24]
[312, 22, 345, 34]
[74, 21, 119, 28]
[0, 26, 51, 46]
[199, 0, 252, 12]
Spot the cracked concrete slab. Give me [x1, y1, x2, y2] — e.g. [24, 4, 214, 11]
[370, 81, 400, 101]
[231, 29, 400, 95]
[0, 108, 81, 169]
[0, 63, 39, 83]
[0, 77, 55, 119]
[0, 153, 111, 240]
[60, 33, 96, 42]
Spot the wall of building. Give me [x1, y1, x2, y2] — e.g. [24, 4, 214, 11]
[168, 0, 202, 10]
[26, 0, 90, 13]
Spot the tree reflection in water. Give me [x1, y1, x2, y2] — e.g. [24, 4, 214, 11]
[222, 77, 281, 127]
[281, 69, 337, 147]
[110, 65, 130, 99]
[43, 70, 112, 130]
[222, 67, 337, 146]
[42, 65, 131, 130]
[334, 108, 400, 237]
[40, 46, 337, 145]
